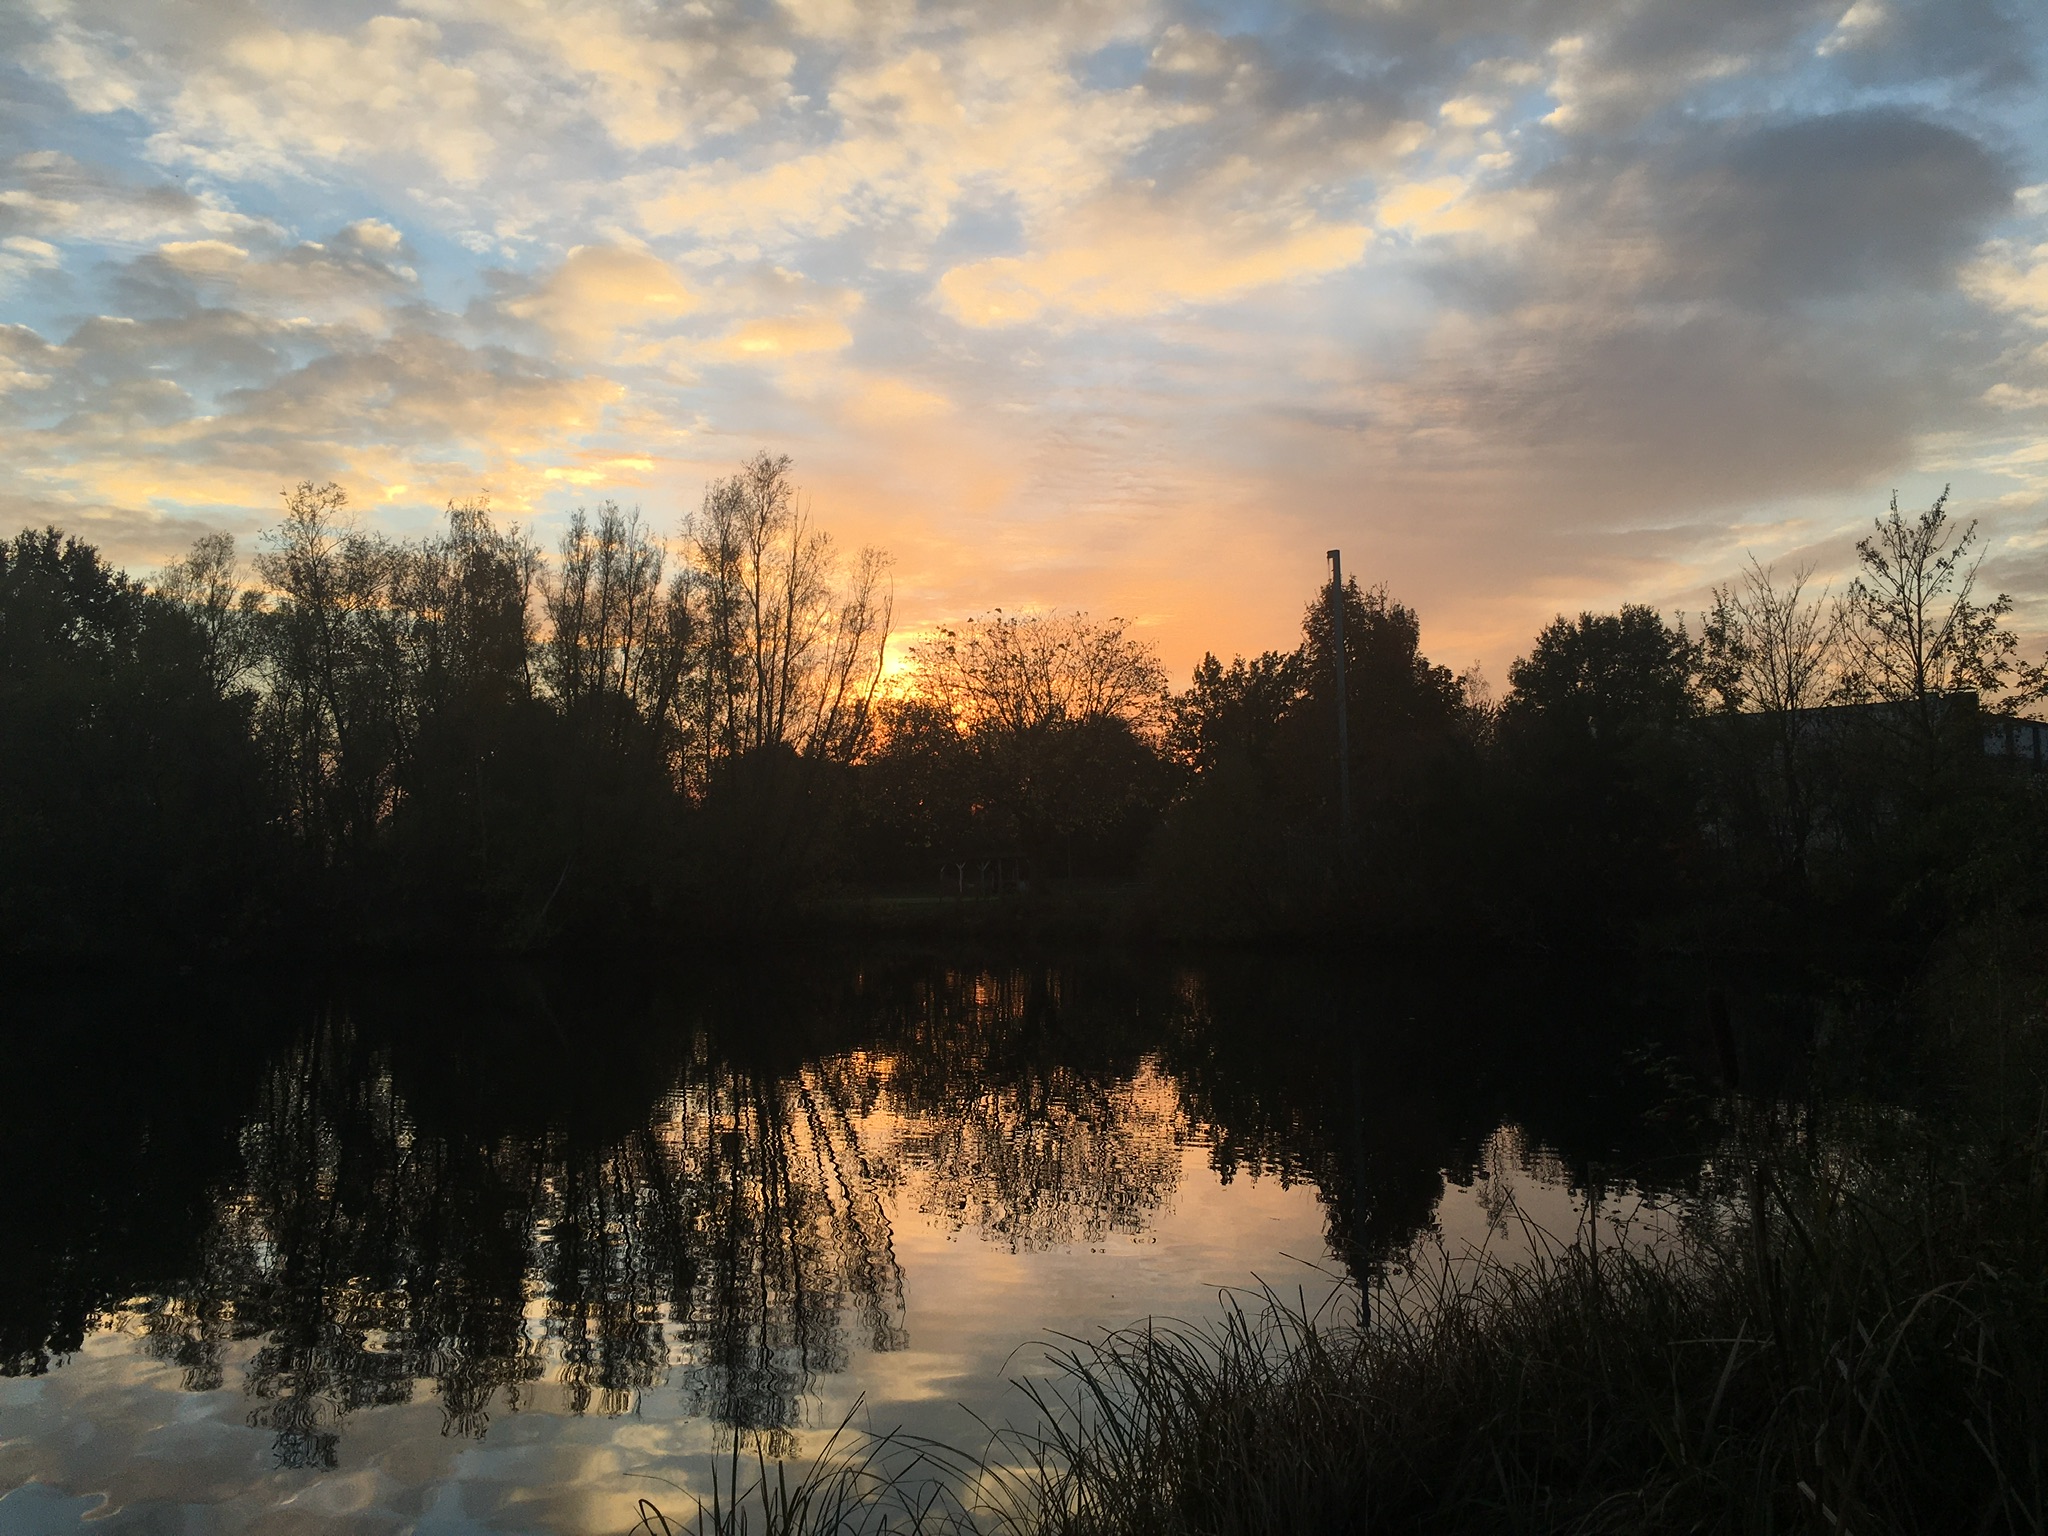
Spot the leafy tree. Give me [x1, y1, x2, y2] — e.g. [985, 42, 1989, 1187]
[1502, 606, 1698, 741]
[1295, 578, 1473, 845]
[1301, 579, 1465, 745]
[1168, 650, 1305, 776]
[1149, 577, 1480, 937]
[1497, 605, 1702, 943]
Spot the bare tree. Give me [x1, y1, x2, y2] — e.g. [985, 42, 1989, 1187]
[805, 542, 894, 764]
[154, 530, 260, 693]
[390, 497, 542, 716]
[1703, 558, 1834, 718]
[1702, 558, 1837, 868]
[541, 502, 691, 762]
[907, 610, 1167, 738]
[689, 452, 892, 776]
[1837, 489, 2017, 736]
[252, 481, 409, 852]
[901, 610, 1168, 865]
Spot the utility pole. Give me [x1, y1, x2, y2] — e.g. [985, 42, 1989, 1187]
[1328, 549, 1352, 842]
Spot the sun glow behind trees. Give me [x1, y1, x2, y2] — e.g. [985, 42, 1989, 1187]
[2, 466, 2045, 956]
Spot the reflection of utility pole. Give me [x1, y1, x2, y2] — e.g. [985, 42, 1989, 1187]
[1328, 549, 1352, 843]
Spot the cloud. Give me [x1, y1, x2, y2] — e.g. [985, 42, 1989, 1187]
[1968, 241, 2048, 326]
[1558, 3, 1827, 110]
[408, 0, 797, 154]
[1347, 105, 2022, 524]
[0, 222, 623, 550]
[940, 198, 1371, 324]
[1658, 111, 2013, 303]
[842, 374, 952, 424]
[630, 42, 1172, 263]
[0, 151, 278, 249]
[20, 312, 624, 528]
[103, 222, 421, 330]
[0, 0, 2042, 682]
[496, 245, 699, 351]
[145, 15, 497, 183]
[0, 322, 63, 394]
[1819, 0, 2033, 88]
[714, 313, 855, 360]
[0, 235, 60, 289]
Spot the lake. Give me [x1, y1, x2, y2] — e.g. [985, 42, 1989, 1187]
[0, 950, 1722, 1534]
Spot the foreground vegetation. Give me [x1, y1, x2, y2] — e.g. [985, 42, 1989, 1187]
[633, 943, 2048, 1536]
[3, 462, 2044, 961]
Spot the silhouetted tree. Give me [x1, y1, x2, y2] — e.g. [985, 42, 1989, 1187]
[1148, 578, 1481, 937]
[1837, 489, 2016, 749]
[688, 451, 892, 777]
[154, 530, 260, 692]
[250, 481, 412, 857]
[1700, 560, 1837, 883]
[880, 610, 1170, 875]
[1167, 650, 1305, 776]
[1497, 605, 1702, 943]
[542, 501, 687, 753]
[0, 527, 265, 955]
[374, 500, 575, 938]
[1502, 606, 1698, 741]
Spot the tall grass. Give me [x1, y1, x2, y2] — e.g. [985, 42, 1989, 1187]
[636, 1097, 2048, 1536]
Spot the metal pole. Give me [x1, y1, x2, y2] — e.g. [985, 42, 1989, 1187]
[1328, 549, 1352, 841]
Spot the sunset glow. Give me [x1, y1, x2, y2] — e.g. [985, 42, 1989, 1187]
[3, 1, 2045, 676]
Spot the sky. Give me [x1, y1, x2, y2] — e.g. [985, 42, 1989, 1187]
[2, 0, 2045, 681]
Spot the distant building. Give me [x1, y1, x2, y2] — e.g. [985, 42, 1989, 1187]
[1983, 714, 2048, 770]
[1703, 691, 2046, 772]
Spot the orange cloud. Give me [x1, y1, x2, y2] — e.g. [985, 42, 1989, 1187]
[504, 245, 698, 351]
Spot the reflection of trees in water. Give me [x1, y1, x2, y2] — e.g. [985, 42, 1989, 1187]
[10, 956, 1711, 1471]
[121, 1019, 906, 1467]
[857, 966, 1187, 1252]
[1164, 987, 1456, 1280]
[84, 957, 1586, 1470]
[655, 1060, 906, 1454]
[0, 954, 1727, 1503]
[103, 963, 1199, 1466]
[1161, 962, 1716, 1284]
[28, 963, 1204, 1469]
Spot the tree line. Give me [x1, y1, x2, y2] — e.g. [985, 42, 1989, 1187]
[2, 461, 2042, 960]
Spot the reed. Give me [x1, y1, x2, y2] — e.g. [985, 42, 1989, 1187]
[636, 1099, 2048, 1536]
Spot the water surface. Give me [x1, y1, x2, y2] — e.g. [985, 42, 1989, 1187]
[0, 952, 1713, 1534]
